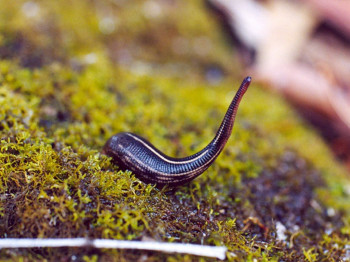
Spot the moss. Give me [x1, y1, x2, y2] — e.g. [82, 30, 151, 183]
[1, 0, 350, 261]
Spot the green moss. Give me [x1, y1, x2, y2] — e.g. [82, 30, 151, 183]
[1, 0, 350, 261]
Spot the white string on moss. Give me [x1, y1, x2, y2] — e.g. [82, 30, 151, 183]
[0, 238, 227, 260]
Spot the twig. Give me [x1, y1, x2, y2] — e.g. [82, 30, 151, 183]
[0, 238, 227, 260]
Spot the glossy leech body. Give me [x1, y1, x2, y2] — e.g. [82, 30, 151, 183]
[102, 77, 251, 186]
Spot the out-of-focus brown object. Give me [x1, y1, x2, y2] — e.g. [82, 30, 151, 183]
[306, 0, 350, 36]
[210, 0, 350, 168]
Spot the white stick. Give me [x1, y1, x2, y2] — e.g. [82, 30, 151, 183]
[0, 238, 227, 260]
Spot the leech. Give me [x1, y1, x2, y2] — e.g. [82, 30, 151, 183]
[102, 77, 251, 186]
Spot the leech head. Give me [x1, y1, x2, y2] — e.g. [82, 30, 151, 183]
[211, 76, 251, 148]
[234, 76, 251, 107]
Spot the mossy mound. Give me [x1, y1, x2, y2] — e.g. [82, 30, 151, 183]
[1, 0, 350, 261]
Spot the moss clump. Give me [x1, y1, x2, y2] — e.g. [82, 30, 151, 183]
[1, 0, 350, 261]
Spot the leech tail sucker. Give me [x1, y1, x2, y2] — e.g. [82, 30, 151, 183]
[102, 76, 252, 186]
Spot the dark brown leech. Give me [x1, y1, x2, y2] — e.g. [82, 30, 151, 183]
[102, 77, 251, 186]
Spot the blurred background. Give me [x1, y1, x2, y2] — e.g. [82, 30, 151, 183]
[212, 0, 350, 170]
[1, 0, 350, 168]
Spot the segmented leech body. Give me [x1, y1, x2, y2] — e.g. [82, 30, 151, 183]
[102, 77, 251, 186]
